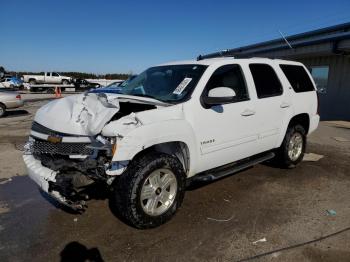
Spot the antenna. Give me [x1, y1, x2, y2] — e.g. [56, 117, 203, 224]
[278, 30, 293, 49]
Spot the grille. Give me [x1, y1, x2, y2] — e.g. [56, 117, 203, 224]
[29, 139, 93, 156]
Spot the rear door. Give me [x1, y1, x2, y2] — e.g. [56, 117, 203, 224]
[248, 63, 292, 151]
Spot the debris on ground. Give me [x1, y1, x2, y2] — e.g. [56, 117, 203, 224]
[0, 202, 9, 214]
[326, 209, 337, 216]
[332, 136, 350, 142]
[303, 153, 324, 162]
[0, 178, 12, 185]
[252, 237, 267, 245]
[73, 218, 78, 222]
[223, 199, 230, 202]
[207, 214, 234, 222]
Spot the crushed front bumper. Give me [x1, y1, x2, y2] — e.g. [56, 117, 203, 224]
[23, 154, 86, 211]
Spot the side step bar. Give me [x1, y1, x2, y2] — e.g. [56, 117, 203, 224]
[189, 152, 275, 183]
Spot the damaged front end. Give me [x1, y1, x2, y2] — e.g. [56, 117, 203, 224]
[24, 129, 116, 211]
[23, 92, 160, 212]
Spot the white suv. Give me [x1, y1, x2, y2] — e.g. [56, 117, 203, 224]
[23, 57, 319, 228]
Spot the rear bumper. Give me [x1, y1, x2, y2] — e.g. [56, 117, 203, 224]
[309, 114, 320, 134]
[4, 100, 24, 109]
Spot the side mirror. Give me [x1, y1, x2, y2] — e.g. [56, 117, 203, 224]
[202, 87, 236, 106]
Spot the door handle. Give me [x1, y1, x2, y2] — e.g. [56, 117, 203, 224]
[241, 109, 256, 116]
[280, 102, 291, 108]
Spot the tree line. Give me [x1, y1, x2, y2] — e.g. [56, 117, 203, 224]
[1, 66, 131, 80]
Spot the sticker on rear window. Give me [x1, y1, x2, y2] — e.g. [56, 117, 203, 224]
[173, 78, 192, 95]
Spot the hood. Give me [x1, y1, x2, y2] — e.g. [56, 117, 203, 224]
[101, 104, 184, 137]
[34, 93, 120, 136]
[34, 93, 171, 136]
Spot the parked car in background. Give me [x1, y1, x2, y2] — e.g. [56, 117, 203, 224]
[89, 75, 138, 94]
[0, 90, 24, 117]
[73, 78, 101, 90]
[0, 77, 22, 89]
[10, 76, 24, 89]
[23, 72, 72, 85]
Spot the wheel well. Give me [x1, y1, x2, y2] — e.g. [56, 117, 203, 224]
[29, 78, 36, 83]
[288, 113, 310, 134]
[132, 141, 190, 174]
[0, 102, 6, 109]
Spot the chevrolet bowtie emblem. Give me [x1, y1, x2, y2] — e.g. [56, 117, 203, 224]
[47, 136, 62, 143]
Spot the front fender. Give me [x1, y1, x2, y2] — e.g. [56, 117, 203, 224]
[112, 119, 199, 175]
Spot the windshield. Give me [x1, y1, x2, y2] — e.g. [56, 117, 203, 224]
[118, 75, 137, 88]
[119, 64, 207, 103]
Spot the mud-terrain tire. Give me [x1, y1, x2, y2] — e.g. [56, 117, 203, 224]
[110, 152, 186, 229]
[274, 124, 306, 168]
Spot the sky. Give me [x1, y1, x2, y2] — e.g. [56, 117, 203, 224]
[1, 0, 350, 74]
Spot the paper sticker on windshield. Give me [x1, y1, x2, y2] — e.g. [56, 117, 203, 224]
[173, 78, 192, 95]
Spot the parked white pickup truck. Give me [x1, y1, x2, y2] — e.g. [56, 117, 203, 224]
[23, 72, 71, 85]
[23, 57, 319, 228]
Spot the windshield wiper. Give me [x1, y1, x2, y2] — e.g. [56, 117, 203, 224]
[126, 93, 174, 104]
[130, 94, 160, 100]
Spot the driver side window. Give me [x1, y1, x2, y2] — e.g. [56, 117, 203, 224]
[204, 64, 249, 102]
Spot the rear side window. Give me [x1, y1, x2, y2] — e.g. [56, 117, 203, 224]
[280, 65, 315, 92]
[249, 64, 283, 98]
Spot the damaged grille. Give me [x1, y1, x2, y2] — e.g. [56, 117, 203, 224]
[28, 139, 93, 156]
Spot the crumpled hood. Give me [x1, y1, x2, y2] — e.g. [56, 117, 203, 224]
[34, 93, 120, 136]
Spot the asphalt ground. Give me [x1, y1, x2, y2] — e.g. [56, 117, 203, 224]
[0, 96, 349, 262]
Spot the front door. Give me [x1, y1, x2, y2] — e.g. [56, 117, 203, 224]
[192, 64, 260, 173]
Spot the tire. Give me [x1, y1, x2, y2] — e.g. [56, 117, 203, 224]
[29, 79, 36, 85]
[62, 79, 69, 85]
[0, 103, 6, 118]
[110, 152, 186, 229]
[46, 88, 55, 94]
[274, 124, 306, 168]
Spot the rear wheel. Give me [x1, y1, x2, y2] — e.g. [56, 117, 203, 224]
[29, 79, 36, 85]
[46, 88, 55, 94]
[274, 124, 306, 168]
[110, 152, 186, 229]
[62, 79, 69, 85]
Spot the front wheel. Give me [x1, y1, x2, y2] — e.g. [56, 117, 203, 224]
[274, 124, 306, 168]
[110, 152, 186, 229]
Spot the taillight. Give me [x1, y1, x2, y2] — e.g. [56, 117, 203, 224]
[16, 94, 21, 100]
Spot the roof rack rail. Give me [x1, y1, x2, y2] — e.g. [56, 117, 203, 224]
[197, 49, 233, 60]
